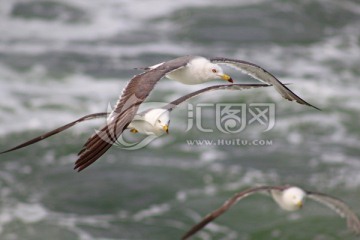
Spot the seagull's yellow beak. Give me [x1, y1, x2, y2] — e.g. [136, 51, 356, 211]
[296, 201, 303, 209]
[162, 125, 169, 134]
[221, 74, 233, 83]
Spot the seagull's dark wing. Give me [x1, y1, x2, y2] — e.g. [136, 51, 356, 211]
[74, 56, 195, 172]
[307, 191, 360, 235]
[162, 83, 270, 111]
[211, 57, 319, 110]
[0, 112, 107, 154]
[182, 185, 284, 240]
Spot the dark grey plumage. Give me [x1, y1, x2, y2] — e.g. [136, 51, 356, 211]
[181, 186, 285, 240]
[0, 113, 107, 154]
[211, 58, 320, 110]
[163, 83, 271, 111]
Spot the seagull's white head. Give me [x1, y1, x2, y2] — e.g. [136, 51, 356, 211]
[187, 57, 233, 84]
[281, 187, 306, 211]
[204, 62, 233, 83]
[145, 108, 170, 134]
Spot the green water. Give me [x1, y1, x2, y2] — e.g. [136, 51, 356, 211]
[1, 0, 360, 239]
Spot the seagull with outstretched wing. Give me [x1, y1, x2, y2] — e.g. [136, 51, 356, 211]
[75, 56, 319, 171]
[182, 185, 360, 239]
[73, 56, 235, 171]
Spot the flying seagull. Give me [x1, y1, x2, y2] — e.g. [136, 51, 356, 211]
[73, 56, 236, 171]
[75, 56, 318, 171]
[182, 185, 360, 239]
[0, 83, 270, 155]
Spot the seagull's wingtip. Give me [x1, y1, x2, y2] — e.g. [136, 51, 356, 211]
[309, 103, 321, 111]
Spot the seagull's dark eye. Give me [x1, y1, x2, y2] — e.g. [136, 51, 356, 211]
[158, 120, 161, 123]
[212, 69, 217, 73]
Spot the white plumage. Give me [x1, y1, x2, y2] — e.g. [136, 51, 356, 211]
[271, 186, 306, 211]
[166, 57, 232, 84]
[127, 108, 170, 136]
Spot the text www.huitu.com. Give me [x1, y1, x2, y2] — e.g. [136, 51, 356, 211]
[186, 139, 273, 146]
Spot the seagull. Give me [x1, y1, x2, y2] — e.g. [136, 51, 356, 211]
[73, 56, 236, 171]
[74, 56, 319, 171]
[127, 108, 170, 136]
[0, 83, 269, 155]
[182, 185, 360, 239]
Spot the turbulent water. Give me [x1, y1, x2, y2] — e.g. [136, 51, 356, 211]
[1, 0, 360, 239]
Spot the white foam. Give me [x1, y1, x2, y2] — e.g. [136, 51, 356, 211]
[0, 202, 48, 233]
[199, 148, 226, 162]
[132, 203, 170, 221]
[14, 203, 48, 223]
[0, 74, 123, 136]
[0, 0, 266, 44]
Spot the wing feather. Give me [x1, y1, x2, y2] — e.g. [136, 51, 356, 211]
[211, 57, 319, 110]
[182, 186, 283, 240]
[74, 56, 194, 171]
[0, 113, 107, 154]
[307, 192, 360, 235]
[162, 83, 270, 111]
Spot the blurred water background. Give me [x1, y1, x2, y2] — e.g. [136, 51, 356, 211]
[1, 0, 360, 239]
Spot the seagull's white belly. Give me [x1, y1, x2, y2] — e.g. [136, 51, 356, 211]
[128, 120, 164, 136]
[271, 190, 298, 211]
